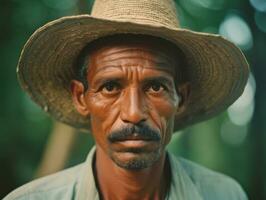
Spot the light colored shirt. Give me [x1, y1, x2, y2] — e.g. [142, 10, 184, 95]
[4, 147, 248, 200]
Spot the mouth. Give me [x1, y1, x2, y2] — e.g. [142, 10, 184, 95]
[117, 139, 155, 147]
[108, 126, 161, 152]
[113, 134, 155, 142]
[111, 135, 159, 151]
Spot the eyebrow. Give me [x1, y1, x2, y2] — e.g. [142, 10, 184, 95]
[93, 77, 123, 87]
[99, 48, 177, 64]
[92, 75, 174, 89]
[95, 65, 123, 74]
[142, 76, 174, 86]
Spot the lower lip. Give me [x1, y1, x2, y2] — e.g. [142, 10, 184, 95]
[115, 140, 156, 148]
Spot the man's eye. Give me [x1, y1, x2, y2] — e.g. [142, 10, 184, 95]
[146, 82, 167, 93]
[100, 81, 121, 94]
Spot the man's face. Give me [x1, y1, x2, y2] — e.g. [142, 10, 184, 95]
[72, 41, 184, 170]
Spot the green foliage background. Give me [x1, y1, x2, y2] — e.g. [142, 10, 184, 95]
[0, 0, 265, 199]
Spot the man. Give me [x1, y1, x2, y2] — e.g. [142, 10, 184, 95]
[5, 0, 249, 199]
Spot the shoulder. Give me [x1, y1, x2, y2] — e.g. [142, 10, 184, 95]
[170, 155, 248, 200]
[3, 163, 84, 200]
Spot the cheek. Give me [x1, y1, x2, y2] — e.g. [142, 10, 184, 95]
[151, 97, 177, 120]
[149, 98, 177, 143]
[86, 93, 119, 134]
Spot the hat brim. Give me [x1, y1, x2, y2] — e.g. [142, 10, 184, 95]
[17, 15, 249, 132]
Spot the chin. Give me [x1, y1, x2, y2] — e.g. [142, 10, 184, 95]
[109, 149, 162, 170]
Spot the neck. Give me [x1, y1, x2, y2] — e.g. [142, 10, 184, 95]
[93, 146, 170, 200]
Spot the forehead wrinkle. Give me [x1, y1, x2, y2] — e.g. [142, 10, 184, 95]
[90, 46, 178, 80]
[94, 65, 123, 75]
[95, 47, 176, 65]
[98, 56, 172, 65]
[93, 65, 175, 81]
[94, 56, 176, 75]
[94, 64, 175, 76]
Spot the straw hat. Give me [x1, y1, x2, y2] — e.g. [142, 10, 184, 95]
[17, 0, 249, 131]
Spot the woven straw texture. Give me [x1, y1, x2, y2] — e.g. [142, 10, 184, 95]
[17, 0, 249, 131]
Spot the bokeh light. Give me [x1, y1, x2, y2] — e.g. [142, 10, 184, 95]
[250, 0, 266, 12]
[227, 74, 256, 126]
[220, 74, 256, 146]
[219, 13, 253, 50]
[255, 11, 266, 33]
[188, 0, 226, 10]
[179, 0, 211, 20]
[220, 120, 248, 146]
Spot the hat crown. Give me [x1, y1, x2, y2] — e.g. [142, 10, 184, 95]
[91, 0, 180, 28]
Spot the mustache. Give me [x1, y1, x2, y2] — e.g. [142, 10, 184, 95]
[108, 124, 161, 143]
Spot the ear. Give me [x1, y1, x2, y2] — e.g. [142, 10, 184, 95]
[70, 80, 90, 116]
[175, 82, 190, 116]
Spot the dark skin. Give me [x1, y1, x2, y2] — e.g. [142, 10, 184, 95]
[71, 40, 190, 200]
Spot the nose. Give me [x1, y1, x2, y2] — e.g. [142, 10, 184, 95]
[120, 88, 147, 124]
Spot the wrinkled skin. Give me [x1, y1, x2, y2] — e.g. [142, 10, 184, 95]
[71, 39, 189, 200]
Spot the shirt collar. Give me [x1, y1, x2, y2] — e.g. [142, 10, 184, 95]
[76, 146, 99, 200]
[167, 153, 203, 200]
